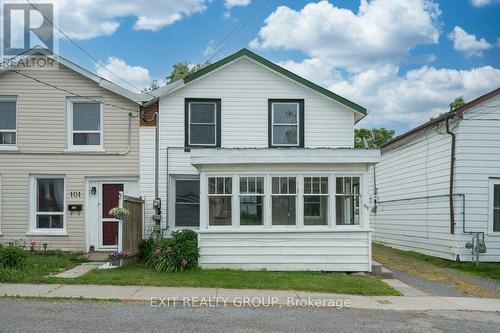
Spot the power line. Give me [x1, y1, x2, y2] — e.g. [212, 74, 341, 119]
[25, 0, 156, 98]
[0, 63, 140, 114]
[207, 0, 272, 63]
[156, 0, 273, 101]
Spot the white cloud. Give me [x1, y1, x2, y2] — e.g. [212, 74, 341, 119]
[280, 59, 500, 128]
[55, 0, 208, 40]
[225, 0, 251, 8]
[96, 57, 158, 91]
[250, 0, 441, 72]
[469, 0, 500, 7]
[448, 26, 493, 57]
[202, 40, 216, 57]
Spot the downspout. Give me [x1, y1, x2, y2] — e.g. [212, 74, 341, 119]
[445, 116, 456, 234]
[372, 164, 378, 213]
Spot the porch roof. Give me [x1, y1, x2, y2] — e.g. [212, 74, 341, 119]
[190, 148, 380, 166]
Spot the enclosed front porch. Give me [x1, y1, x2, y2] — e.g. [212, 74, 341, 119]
[190, 148, 379, 271]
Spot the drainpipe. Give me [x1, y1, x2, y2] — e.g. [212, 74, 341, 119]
[445, 116, 456, 234]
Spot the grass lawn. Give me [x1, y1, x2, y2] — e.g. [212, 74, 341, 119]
[0, 251, 87, 283]
[373, 242, 500, 282]
[48, 264, 400, 296]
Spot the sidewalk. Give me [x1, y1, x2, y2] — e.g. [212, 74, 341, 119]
[1, 283, 500, 312]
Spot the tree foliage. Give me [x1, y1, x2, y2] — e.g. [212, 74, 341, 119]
[142, 80, 160, 93]
[167, 61, 209, 83]
[449, 96, 465, 111]
[354, 128, 395, 148]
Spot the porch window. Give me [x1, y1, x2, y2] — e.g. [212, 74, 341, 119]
[269, 100, 304, 147]
[271, 176, 296, 225]
[304, 177, 328, 225]
[239, 177, 264, 226]
[67, 98, 102, 150]
[208, 177, 232, 226]
[31, 176, 65, 231]
[493, 182, 500, 232]
[336, 177, 360, 225]
[185, 99, 221, 147]
[175, 179, 200, 227]
[0, 97, 17, 145]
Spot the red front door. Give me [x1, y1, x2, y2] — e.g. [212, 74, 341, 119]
[102, 184, 123, 246]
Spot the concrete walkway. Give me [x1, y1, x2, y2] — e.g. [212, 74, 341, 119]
[1, 283, 500, 312]
[52, 262, 104, 278]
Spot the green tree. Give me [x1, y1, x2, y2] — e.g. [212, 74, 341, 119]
[142, 80, 160, 93]
[167, 61, 209, 82]
[449, 96, 465, 111]
[354, 128, 395, 149]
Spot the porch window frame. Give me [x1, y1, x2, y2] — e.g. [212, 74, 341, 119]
[66, 97, 104, 152]
[28, 174, 67, 236]
[185, 98, 221, 148]
[303, 176, 330, 227]
[270, 176, 299, 227]
[0, 96, 18, 149]
[268, 99, 304, 148]
[334, 175, 362, 228]
[489, 178, 500, 235]
[207, 176, 234, 227]
[238, 176, 266, 227]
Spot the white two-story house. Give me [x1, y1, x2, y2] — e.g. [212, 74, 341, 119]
[140, 49, 380, 271]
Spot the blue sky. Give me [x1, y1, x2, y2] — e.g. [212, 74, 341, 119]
[27, 1, 500, 132]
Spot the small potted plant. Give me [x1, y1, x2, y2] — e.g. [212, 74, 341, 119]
[109, 207, 129, 220]
[109, 251, 128, 267]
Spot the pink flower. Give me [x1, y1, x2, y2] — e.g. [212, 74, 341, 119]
[181, 259, 188, 268]
[163, 247, 172, 254]
[155, 249, 161, 256]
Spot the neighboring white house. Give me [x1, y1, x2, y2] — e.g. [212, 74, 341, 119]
[140, 49, 380, 271]
[370, 88, 500, 262]
[0, 49, 147, 252]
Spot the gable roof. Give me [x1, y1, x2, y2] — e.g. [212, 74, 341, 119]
[381, 87, 500, 150]
[0, 47, 150, 104]
[149, 48, 367, 120]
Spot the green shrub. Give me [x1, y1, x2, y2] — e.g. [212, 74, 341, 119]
[147, 230, 199, 272]
[138, 238, 157, 261]
[0, 245, 28, 269]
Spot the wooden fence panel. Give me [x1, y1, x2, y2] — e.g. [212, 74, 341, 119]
[122, 196, 144, 255]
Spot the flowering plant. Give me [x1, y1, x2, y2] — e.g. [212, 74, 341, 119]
[109, 207, 129, 220]
[109, 251, 128, 259]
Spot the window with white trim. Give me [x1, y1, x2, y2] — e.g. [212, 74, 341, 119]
[185, 99, 220, 147]
[67, 98, 102, 149]
[175, 179, 200, 227]
[31, 176, 65, 231]
[208, 177, 232, 226]
[336, 177, 360, 225]
[0, 97, 17, 145]
[239, 177, 264, 226]
[271, 176, 297, 225]
[304, 177, 328, 225]
[492, 181, 500, 232]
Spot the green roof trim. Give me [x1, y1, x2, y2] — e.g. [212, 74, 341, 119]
[183, 48, 367, 115]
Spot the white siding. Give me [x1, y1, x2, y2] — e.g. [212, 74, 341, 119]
[454, 94, 500, 261]
[371, 93, 500, 262]
[140, 128, 156, 234]
[370, 125, 457, 260]
[199, 230, 371, 271]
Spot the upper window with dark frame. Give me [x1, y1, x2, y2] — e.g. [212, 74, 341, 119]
[185, 99, 221, 147]
[269, 100, 304, 148]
